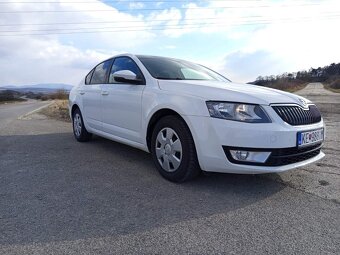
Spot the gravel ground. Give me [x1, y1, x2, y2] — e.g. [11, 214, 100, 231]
[39, 100, 70, 122]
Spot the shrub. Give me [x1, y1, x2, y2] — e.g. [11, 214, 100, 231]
[329, 78, 340, 89]
[49, 90, 69, 100]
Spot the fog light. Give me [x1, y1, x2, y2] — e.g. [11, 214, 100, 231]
[235, 150, 249, 160]
[230, 150, 271, 163]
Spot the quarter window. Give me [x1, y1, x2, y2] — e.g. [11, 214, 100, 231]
[90, 59, 112, 84]
[85, 69, 94, 85]
[109, 57, 143, 83]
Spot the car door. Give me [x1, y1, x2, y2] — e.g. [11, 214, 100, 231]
[101, 57, 145, 143]
[81, 59, 112, 131]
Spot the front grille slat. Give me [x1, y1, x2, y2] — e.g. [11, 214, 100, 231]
[286, 107, 294, 124]
[290, 107, 299, 124]
[280, 107, 290, 122]
[295, 107, 304, 125]
[307, 109, 312, 123]
[302, 108, 308, 124]
[272, 105, 321, 126]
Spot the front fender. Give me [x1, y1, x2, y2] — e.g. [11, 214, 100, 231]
[141, 88, 208, 149]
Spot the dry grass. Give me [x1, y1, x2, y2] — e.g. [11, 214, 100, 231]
[0, 98, 26, 104]
[324, 78, 340, 93]
[40, 100, 70, 122]
[281, 83, 308, 92]
[41, 90, 69, 101]
[324, 86, 340, 93]
[252, 79, 308, 92]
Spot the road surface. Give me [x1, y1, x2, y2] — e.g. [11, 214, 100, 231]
[296, 82, 340, 104]
[0, 99, 50, 133]
[0, 92, 339, 254]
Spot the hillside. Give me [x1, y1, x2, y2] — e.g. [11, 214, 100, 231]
[250, 63, 340, 92]
[0, 83, 73, 94]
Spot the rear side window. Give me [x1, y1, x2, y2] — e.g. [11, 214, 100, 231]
[85, 69, 94, 85]
[90, 59, 113, 84]
[109, 57, 143, 83]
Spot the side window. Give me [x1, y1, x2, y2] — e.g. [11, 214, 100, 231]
[85, 69, 94, 85]
[109, 57, 143, 83]
[90, 59, 112, 84]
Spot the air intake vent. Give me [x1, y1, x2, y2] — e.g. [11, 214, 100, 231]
[272, 105, 321, 126]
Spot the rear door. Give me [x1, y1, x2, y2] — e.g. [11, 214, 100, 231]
[81, 59, 112, 131]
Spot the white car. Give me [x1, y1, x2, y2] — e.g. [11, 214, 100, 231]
[69, 54, 325, 182]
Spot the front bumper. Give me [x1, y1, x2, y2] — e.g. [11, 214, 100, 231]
[183, 111, 325, 174]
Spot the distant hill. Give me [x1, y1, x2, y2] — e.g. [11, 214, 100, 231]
[249, 62, 340, 92]
[0, 89, 27, 102]
[0, 83, 73, 93]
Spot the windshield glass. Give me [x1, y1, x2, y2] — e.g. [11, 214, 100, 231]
[137, 56, 230, 82]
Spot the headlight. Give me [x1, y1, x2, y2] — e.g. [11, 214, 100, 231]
[206, 101, 271, 123]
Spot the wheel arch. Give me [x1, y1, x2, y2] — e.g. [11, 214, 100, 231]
[71, 104, 80, 117]
[146, 108, 189, 152]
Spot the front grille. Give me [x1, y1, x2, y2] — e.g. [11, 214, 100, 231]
[265, 143, 322, 166]
[223, 143, 322, 166]
[272, 105, 321, 126]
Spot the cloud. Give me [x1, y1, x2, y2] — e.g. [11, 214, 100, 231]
[0, 36, 114, 85]
[177, 0, 339, 82]
[0, 0, 339, 86]
[218, 50, 288, 82]
[159, 45, 177, 50]
[218, 7, 340, 83]
[0, 0, 156, 85]
[129, 2, 145, 9]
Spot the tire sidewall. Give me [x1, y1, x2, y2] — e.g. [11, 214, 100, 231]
[72, 108, 86, 141]
[151, 116, 197, 182]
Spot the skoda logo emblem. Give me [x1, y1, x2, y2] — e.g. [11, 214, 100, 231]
[298, 98, 307, 107]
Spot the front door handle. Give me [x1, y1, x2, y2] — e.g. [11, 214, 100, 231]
[101, 91, 109, 96]
[79, 91, 85, 95]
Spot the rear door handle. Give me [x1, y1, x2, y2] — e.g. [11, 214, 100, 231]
[79, 91, 85, 95]
[101, 91, 109, 96]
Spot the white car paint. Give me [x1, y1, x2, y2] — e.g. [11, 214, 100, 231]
[69, 53, 325, 174]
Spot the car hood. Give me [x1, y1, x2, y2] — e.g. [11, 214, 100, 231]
[158, 80, 311, 106]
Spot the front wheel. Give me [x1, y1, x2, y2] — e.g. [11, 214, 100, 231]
[151, 115, 200, 182]
[72, 108, 92, 142]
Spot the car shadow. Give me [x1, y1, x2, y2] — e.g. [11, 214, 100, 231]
[0, 133, 285, 246]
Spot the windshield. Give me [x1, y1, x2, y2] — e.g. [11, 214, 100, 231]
[137, 56, 230, 82]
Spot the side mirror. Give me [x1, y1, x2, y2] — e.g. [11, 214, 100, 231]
[113, 70, 142, 84]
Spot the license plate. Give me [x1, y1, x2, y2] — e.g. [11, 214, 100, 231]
[297, 128, 324, 147]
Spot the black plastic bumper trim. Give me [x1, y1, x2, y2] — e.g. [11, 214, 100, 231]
[223, 143, 322, 166]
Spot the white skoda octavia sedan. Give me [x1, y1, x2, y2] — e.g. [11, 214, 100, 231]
[69, 54, 325, 182]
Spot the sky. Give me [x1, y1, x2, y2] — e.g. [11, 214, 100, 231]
[0, 0, 340, 86]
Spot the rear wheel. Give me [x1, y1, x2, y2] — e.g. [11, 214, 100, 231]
[72, 108, 92, 142]
[151, 115, 200, 182]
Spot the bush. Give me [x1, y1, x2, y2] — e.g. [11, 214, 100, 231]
[329, 78, 340, 89]
[48, 90, 69, 100]
[40, 100, 70, 122]
[251, 78, 306, 92]
[0, 90, 25, 102]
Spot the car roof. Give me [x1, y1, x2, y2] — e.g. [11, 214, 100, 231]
[102, 53, 186, 63]
[136, 55, 183, 61]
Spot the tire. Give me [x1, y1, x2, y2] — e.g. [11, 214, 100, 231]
[150, 115, 201, 182]
[72, 108, 92, 142]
